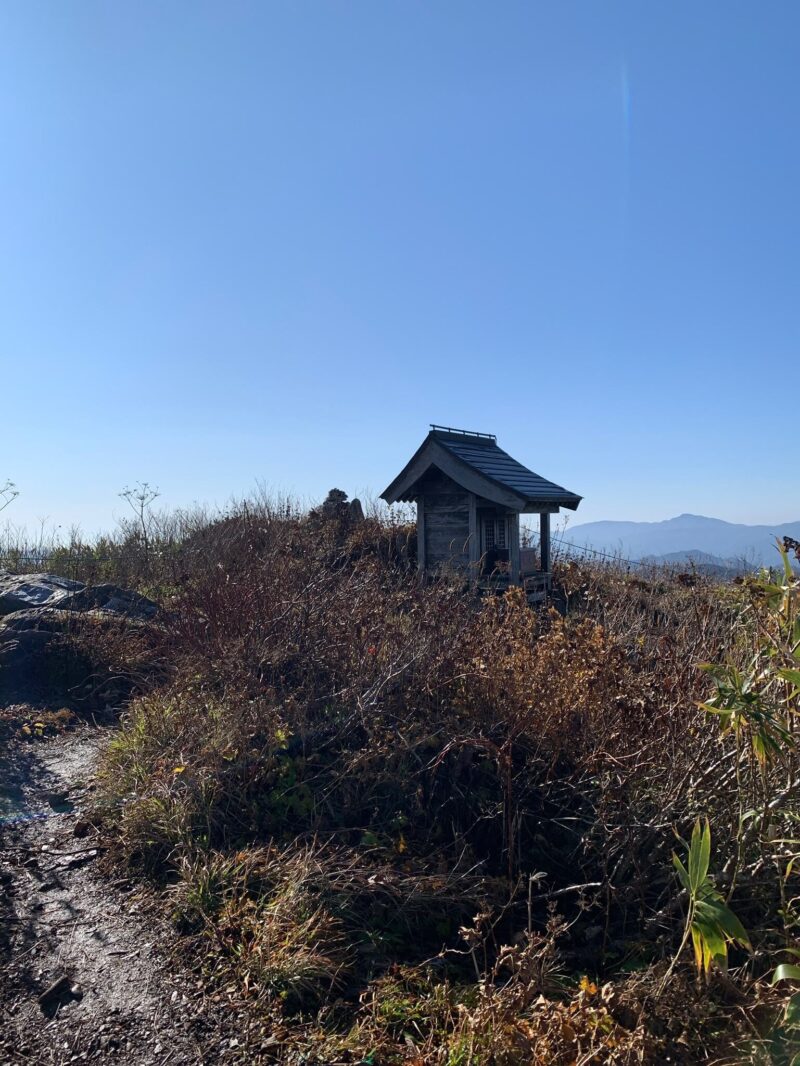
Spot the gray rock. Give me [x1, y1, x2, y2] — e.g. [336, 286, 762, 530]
[0, 572, 157, 621]
[0, 572, 157, 705]
[0, 572, 83, 616]
[59, 583, 158, 620]
[0, 628, 52, 663]
[0, 608, 74, 633]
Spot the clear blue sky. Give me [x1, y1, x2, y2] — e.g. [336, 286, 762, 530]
[1, 2, 798, 533]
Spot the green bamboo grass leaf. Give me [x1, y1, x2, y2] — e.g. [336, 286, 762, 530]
[762, 583, 786, 599]
[785, 993, 800, 1027]
[752, 734, 768, 764]
[672, 853, 690, 892]
[690, 925, 703, 973]
[688, 818, 711, 894]
[780, 542, 794, 583]
[772, 964, 800, 984]
[713, 908, 751, 951]
[668, 819, 750, 984]
[695, 898, 751, 950]
[699, 702, 732, 725]
[692, 915, 727, 971]
[778, 669, 800, 690]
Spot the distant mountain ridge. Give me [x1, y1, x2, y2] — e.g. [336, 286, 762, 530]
[564, 514, 800, 569]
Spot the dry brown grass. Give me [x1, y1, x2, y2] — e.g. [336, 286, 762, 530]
[85, 500, 800, 1063]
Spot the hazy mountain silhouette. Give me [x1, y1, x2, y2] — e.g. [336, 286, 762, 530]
[564, 514, 800, 568]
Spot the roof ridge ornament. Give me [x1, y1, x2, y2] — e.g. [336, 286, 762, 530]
[429, 424, 497, 442]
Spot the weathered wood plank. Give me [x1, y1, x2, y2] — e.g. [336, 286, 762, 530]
[468, 493, 479, 571]
[509, 513, 520, 585]
[427, 527, 470, 565]
[427, 532, 470, 553]
[426, 512, 469, 530]
[540, 513, 551, 573]
[425, 495, 469, 512]
[417, 498, 426, 573]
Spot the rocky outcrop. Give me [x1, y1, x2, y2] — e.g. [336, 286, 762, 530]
[0, 614, 92, 707]
[311, 490, 365, 526]
[53, 583, 158, 620]
[0, 573, 82, 615]
[0, 572, 156, 620]
[0, 573, 158, 707]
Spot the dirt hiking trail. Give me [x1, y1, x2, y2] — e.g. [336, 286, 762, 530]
[0, 721, 266, 1066]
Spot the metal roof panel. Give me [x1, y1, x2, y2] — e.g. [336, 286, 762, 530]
[381, 427, 582, 510]
[433, 432, 581, 506]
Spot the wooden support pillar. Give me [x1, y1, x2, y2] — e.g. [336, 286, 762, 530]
[468, 493, 479, 579]
[417, 497, 426, 574]
[539, 512, 551, 573]
[509, 512, 521, 585]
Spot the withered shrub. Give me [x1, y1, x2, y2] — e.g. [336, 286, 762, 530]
[96, 501, 780, 1063]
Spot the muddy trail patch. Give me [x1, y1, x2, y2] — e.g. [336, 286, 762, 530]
[0, 724, 271, 1066]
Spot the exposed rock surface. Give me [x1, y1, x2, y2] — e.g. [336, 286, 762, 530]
[0, 574, 158, 708]
[1, 607, 81, 634]
[0, 572, 157, 620]
[0, 612, 92, 707]
[0, 572, 82, 615]
[348, 497, 365, 522]
[312, 489, 365, 525]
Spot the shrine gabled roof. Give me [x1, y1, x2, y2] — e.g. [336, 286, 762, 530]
[381, 426, 582, 511]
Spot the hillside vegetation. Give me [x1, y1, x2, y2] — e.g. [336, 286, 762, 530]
[5, 497, 800, 1063]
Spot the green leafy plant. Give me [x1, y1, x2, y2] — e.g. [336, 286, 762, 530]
[770, 964, 800, 1066]
[699, 542, 800, 908]
[701, 658, 793, 767]
[701, 541, 799, 762]
[665, 818, 750, 984]
[773, 962, 800, 984]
